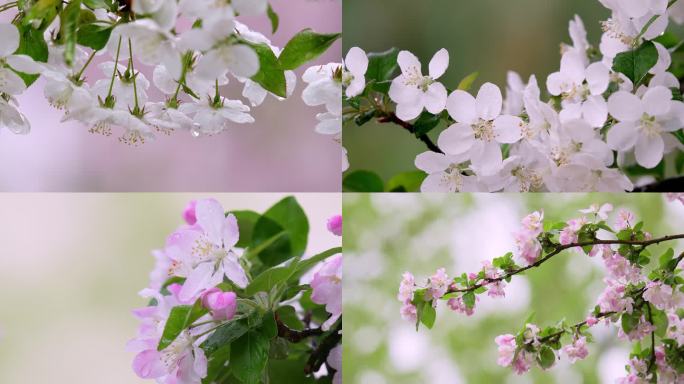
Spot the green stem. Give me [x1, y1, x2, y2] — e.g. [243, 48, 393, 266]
[73, 50, 97, 81]
[646, 303, 656, 372]
[127, 38, 139, 110]
[106, 36, 123, 100]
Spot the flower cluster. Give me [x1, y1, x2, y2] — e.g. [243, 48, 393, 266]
[0, 0, 339, 145]
[398, 198, 684, 381]
[129, 197, 342, 383]
[342, 0, 684, 191]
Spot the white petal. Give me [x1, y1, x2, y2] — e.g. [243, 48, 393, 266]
[608, 91, 643, 122]
[607, 121, 638, 151]
[415, 151, 450, 173]
[223, 213, 239, 249]
[620, 0, 650, 18]
[546, 72, 565, 96]
[471, 141, 503, 175]
[388, 78, 421, 104]
[642, 86, 672, 116]
[586, 62, 609, 95]
[225, 44, 260, 78]
[428, 48, 449, 79]
[650, 42, 671, 75]
[0, 24, 19, 57]
[563, 118, 594, 142]
[0, 69, 27, 95]
[153, 65, 178, 94]
[493, 115, 523, 144]
[438, 122, 475, 155]
[559, 51, 586, 85]
[196, 199, 227, 246]
[446, 90, 477, 124]
[397, 50, 422, 76]
[635, 133, 664, 168]
[7, 55, 42, 74]
[582, 96, 608, 128]
[345, 47, 368, 77]
[222, 255, 249, 288]
[179, 263, 218, 302]
[423, 82, 447, 114]
[475, 82, 502, 121]
[394, 100, 423, 121]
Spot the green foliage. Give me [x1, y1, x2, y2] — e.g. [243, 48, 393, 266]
[251, 196, 309, 267]
[77, 23, 113, 51]
[249, 42, 287, 98]
[343, 170, 384, 192]
[278, 29, 341, 70]
[158, 302, 208, 350]
[386, 171, 426, 192]
[60, 0, 82, 66]
[611, 41, 658, 85]
[365, 48, 399, 83]
[537, 346, 556, 369]
[230, 327, 272, 384]
[457, 72, 479, 91]
[14, 24, 48, 86]
[267, 4, 279, 34]
[412, 111, 442, 136]
[230, 210, 261, 248]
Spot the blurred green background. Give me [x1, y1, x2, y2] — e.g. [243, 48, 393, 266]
[0, 193, 340, 384]
[343, 0, 609, 181]
[343, 193, 684, 384]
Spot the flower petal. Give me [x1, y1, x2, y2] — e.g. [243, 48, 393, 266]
[642, 86, 672, 117]
[345, 47, 368, 76]
[476, 82, 502, 121]
[415, 151, 450, 173]
[446, 90, 477, 124]
[608, 91, 643, 122]
[423, 82, 447, 114]
[397, 50, 422, 76]
[607, 121, 638, 151]
[0, 24, 19, 57]
[196, 198, 227, 246]
[635, 133, 664, 169]
[438, 123, 475, 155]
[586, 62, 609, 95]
[493, 115, 523, 144]
[581, 96, 608, 128]
[428, 48, 449, 79]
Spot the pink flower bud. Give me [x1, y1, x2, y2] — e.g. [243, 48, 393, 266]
[183, 200, 198, 225]
[585, 316, 598, 327]
[327, 215, 342, 236]
[201, 288, 237, 320]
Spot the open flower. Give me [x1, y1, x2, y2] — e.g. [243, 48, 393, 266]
[438, 83, 523, 175]
[343, 47, 368, 97]
[311, 254, 342, 330]
[389, 49, 449, 121]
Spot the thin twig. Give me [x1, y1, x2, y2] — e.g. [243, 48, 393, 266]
[377, 112, 443, 153]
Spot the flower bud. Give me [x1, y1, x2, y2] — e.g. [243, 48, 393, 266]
[327, 215, 342, 236]
[201, 288, 237, 320]
[183, 200, 198, 225]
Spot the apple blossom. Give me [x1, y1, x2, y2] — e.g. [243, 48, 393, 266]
[311, 254, 342, 330]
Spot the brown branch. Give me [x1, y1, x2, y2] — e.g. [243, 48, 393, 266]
[276, 314, 323, 343]
[537, 311, 616, 344]
[305, 321, 342, 375]
[377, 112, 443, 154]
[447, 234, 684, 295]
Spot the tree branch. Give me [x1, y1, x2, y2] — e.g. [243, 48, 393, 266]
[276, 314, 323, 343]
[377, 112, 443, 154]
[537, 311, 616, 343]
[447, 234, 684, 295]
[632, 176, 684, 192]
[304, 321, 341, 375]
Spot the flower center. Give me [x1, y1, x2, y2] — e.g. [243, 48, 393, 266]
[161, 331, 192, 370]
[601, 19, 635, 45]
[403, 66, 433, 92]
[440, 164, 464, 192]
[639, 114, 662, 138]
[472, 119, 495, 142]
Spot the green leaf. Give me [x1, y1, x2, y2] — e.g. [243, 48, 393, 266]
[245, 265, 294, 296]
[386, 171, 427, 192]
[365, 48, 399, 83]
[673, 129, 684, 146]
[612, 41, 658, 85]
[621, 311, 641, 334]
[249, 42, 286, 97]
[158, 303, 208, 351]
[343, 170, 384, 192]
[276, 305, 304, 331]
[60, 0, 81, 66]
[289, 247, 342, 282]
[457, 72, 479, 91]
[83, 0, 111, 9]
[77, 23, 113, 51]
[15, 24, 49, 86]
[230, 329, 270, 384]
[23, 0, 61, 29]
[251, 196, 309, 267]
[660, 248, 675, 268]
[676, 151, 684, 174]
[202, 319, 250, 354]
[420, 303, 436, 329]
[230, 210, 260, 248]
[537, 346, 556, 369]
[462, 291, 475, 309]
[267, 3, 279, 34]
[278, 29, 341, 70]
[651, 307, 668, 338]
[412, 111, 442, 136]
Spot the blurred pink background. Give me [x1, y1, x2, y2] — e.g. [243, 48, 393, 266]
[0, 0, 342, 192]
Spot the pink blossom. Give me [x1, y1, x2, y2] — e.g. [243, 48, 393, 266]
[132, 331, 208, 383]
[482, 262, 506, 297]
[311, 254, 342, 330]
[428, 268, 449, 300]
[603, 248, 643, 283]
[521, 210, 544, 236]
[512, 351, 534, 375]
[585, 316, 598, 327]
[514, 232, 542, 265]
[400, 302, 417, 322]
[327, 215, 342, 236]
[494, 334, 517, 366]
[579, 203, 613, 220]
[182, 200, 198, 225]
[327, 344, 342, 384]
[615, 209, 635, 230]
[666, 193, 684, 204]
[597, 279, 633, 313]
[618, 317, 655, 342]
[201, 288, 237, 321]
[447, 296, 475, 316]
[667, 313, 684, 346]
[643, 281, 684, 311]
[559, 217, 586, 245]
[562, 336, 589, 363]
[398, 272, 416, 302]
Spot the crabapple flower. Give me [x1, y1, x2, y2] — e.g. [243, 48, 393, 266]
[343, 47, 368, 98]
[563, 337, 589, 363]
[132, 331, 208, 382]
[666, 193, 684, 204]
[643, 281, 684, 311]
[607, 86, 684, 168]
[513, 211, 544, 265]
[389, 49, 449, 121]
[428, 268, 449, 300]
[615, 209, 636, 230]
[327, 344, 342, 384]
[559, 217, 587, 245]
[311, 254, 342, 330]
[0, 24, 42, 96]
[398, 272, 415, 302]
[166, 199, 249, 301]
[415, 151, 483, 192]
[302, 63, 343, 135]
[447, 296, 475, 316]
[179, 97, 254, 136]
[579, 203, 613, 220]
[327, 215, 343, 236]
[400, 302, 418, 323]
[438, 83, 523, 175]
[495, 334, 517, 367]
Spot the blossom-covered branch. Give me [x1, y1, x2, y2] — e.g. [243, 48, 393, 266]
[342, 0, 684, 192]
[398, 196, 684, 382]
